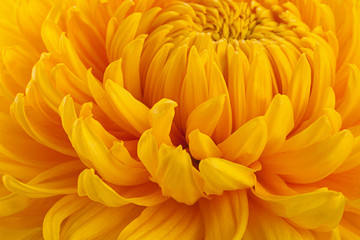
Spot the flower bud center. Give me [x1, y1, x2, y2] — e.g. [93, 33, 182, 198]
[190, 0, 256, 41]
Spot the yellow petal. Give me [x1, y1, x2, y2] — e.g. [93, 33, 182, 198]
[155, 144, 204, 205]
[60, 203, 142, 240]
[86, 70, 138, 137]
[218, 116, 267, 166]
[281, 115, 332, 152]
[103, 58, 124, 86]
[200, 190, 248, 240]
[254, 186, 345, 231]
[180, 46, 209, 121]
[186, 95, 225, 140]
[262, 130, 354, 183]
[43, 195, 90, 240]
[286, 53, 311, 125]
[200, 157, 255, 195]
[148, 98, 177, 146]
[143, 43, 173, 105]
[59, 33, 87, 79]
[245, 47, 273, 120]
[53, 63, 92, 102]
[304, 45, 332, 118]
[137, 129, 159, 177]
[0, 193, 29, 217]
[208, 61, 232, 142]
[188, 129, 222, 160]
[243, 200, 303, 240]
[228, 50, 247, 130]
[78, 168, 129, 207]
[263, 94, 294, 155]
[105, 80, 149, 136]
[122, 34, 147, 100]
[11, 93, 76, 157]
[108, 13, 142, 61]
[71, 116, 149, 185]
[335, 134, 360, 173]
[336, 64, 360, 128]
[78, 169, 167, 207]
[2, 160, 83, 198]
[118, 200, 204, 240]
[266, 44, 292, 93]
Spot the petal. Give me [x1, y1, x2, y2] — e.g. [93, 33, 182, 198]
[312, 165, 360, 200]
[218, 116, 267, 166]
[122, 34, 147, 100]
[208, 62, 232, 142]
[286, 53, 311, 125]
[11, 93, 76, 157]
[336, 64, 360, 128]
[262, 130, 354, 183]
[108, 12, 142, 61]
[186, 95, 226, 140]
[60, 204, 142, 240]
[43, 195, 89, 240]
[200, 190, 248, 240]
[103, 59, 124, 86]
[148, 98, 177, 146]
[78, 168, 168, 207]
[245, 47, 273, 120]
[188, 129, 222, 160]
[180, 46, 209, 122]
[281, 115, 332, 152]
[155, 144, 204, 205]
[118, 200, 204, 240]
[254, 186, 345, 231]
[263, 94, 294, 155]
[78, 168, 129, 207]
[105, 80, 149, 136]
[71, 116, 149, 185]
[199, 158, 255, 195]
[86, 70, 138, 137]
[137, 129, 159, 177]
[53, 64, 92, 103]
[243, 200, 303, 240]
[228, 50, 247, 130]
[2, 160, 83, 198]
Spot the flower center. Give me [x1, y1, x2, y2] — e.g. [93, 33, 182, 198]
[190, 0, 256, 41]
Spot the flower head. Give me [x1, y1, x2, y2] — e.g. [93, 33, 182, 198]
[1, 0, 360, 239]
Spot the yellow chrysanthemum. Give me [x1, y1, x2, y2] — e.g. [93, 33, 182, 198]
[1, 0, 360, 239]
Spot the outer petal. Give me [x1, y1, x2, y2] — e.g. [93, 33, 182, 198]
[262, 130, 354, 183]
[243, 200, 303, 240]
[200, 190, 249, 240]
[78, 168, 168, 207]
[118, 200, 204, 240]
[254, 185, 345, 231]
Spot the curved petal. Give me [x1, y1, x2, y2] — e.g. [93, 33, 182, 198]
[218, 116, 267, 166]
[262, 130, 354, 183]
[254, 186, 345, 232]
[78, 168, 168, 207]
[188, 129, 222, 160]
[118, 200, 204, 240]
[186, 95, 226, 140]
[148, 98, 177, 146]
[263, 94, 294, 155]
[243, 200, 303, 240]
[200, 190, 248, 240]
[199, 158, 255, 195]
